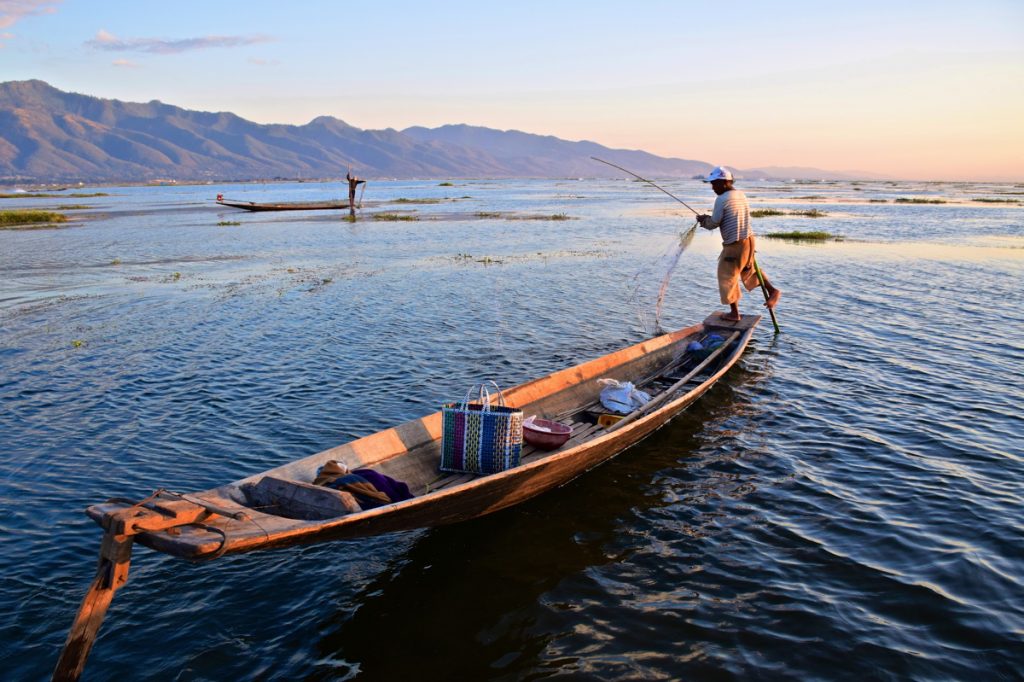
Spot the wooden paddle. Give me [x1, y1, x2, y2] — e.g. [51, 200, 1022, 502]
[752, 257, 780, 334]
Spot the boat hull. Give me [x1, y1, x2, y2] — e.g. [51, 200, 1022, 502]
[216, 199, 350, 211]
[86, 313, 760, 559]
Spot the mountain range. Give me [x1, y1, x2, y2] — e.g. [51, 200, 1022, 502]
[0, 80, 874, 183]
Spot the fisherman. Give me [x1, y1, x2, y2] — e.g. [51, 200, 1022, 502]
[696, 166, 781, 322]
[346, 169, 365, 218]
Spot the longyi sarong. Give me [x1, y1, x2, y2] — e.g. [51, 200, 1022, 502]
[717, 236, 761, 304]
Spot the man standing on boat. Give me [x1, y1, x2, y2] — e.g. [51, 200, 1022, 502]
[697, 166, 781, 322]
[346, 169, 365, 218]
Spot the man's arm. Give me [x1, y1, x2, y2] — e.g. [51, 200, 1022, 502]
[698, 196, 724, 229]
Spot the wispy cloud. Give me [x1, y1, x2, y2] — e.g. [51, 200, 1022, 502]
[87, 29, 273, 54]
[0, 0, 60, 39]
[0, 0, 59, 29]
[247, 56, 279, 66]
[111, 58, 139, 68]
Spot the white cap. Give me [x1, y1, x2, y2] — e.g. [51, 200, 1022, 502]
[705, 166, 733, 182]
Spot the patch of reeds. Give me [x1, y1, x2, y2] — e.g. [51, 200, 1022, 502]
[895, 197, 946, 204]
[972, 198, 1020, 203]
[751, 208, 827, 218]
[438, 182, 454, 186]
[0, 192, 108, 198]
[475, 212, 501, 218]
[0, 209, 69, 227]
[372, 213, 418, 221]
[869, 199, 889, 203]
[217, 221, 241, 226]
[763, 230, 837, 241]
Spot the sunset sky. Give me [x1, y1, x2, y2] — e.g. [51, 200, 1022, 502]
[2, 0, 1022, 181]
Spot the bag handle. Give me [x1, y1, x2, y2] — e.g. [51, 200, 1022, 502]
[458, 380, 507, 411]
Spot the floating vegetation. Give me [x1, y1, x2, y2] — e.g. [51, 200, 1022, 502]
[372, 213, 418, 221]
[438, 182, 454, 187]
[56, 204, 93, 210]
[869, 199, 889, 203]
[895, 197, 946, 204]
[110, 258, 121, 265]
[764, 230, 839, 241]
[793, 195, 825, 200]
[390, 198, 443, 204]
[751, 208, 827, 218]
[475, 212, 501, 218]
[217, 220, 241, 226]
[0, 192, 108, 199]
[0, 209, 69, 227]
[172, 272, 181, 281]
[972, 198, 1020, 204]
[71, 340, 85, 348]
[342, 215, 357, 223]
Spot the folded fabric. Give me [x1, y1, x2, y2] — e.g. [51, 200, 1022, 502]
[312, 459, 350, 487]
[353, 468, 413, 503]
[327, 473, 392, 508]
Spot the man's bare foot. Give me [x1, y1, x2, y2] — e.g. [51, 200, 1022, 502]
[765, 288, 782, 310]
[721, 312, 742, 322]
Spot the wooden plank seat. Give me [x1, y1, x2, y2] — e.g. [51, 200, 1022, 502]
[245, 476, 361, 521]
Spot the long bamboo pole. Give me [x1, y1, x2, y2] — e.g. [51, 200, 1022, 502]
[752, 257, 780, 334]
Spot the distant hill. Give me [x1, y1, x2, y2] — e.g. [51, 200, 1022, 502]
[0, 80, 869, 183]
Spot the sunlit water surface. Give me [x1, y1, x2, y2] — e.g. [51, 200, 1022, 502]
[2, 179, 1022, 680]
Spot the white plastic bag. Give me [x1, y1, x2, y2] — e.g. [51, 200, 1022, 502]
[597, 378, 651, 414]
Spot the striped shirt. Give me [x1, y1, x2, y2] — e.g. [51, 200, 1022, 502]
[706, 188, 752, 244]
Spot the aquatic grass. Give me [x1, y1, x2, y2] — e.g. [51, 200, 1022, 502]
[0, 192, 108, 198]
[869, 199, 889, 203]
[751, 208, 827, 218]
[390, 198, 443, 204]
[895, 197, 946, 204]
[438, 182, 454, 186]
[0, 209, 69, 227]
[971, 198, 1020, 204]
[372, 213, 418, 221]
[217, 221, 242, 226]
[475, 212, 501, 218]
[763, 230, 838, 241]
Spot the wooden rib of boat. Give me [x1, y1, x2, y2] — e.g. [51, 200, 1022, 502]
[54, 311, 760, 680]
[216, 198, 350, 211]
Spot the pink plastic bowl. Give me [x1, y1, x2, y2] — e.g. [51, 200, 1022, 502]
[523, 418, 573, 450]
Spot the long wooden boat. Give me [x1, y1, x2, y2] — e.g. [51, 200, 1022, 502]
[54, 311, 760, 680]
[216, 198, 351, 211]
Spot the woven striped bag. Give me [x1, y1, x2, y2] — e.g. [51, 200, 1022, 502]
[440, 382, 524, 474]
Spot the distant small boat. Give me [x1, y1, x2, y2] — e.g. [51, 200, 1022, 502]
[216, 197, 350, 212]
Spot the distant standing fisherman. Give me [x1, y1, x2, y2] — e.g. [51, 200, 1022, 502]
[346, 170, 365, 218]
[697, 166, 781, 322]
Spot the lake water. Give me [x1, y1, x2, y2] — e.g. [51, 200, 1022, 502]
[2, 178, 1022, 680]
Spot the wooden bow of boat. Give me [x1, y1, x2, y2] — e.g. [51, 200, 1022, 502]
[53, 311, 760, 680]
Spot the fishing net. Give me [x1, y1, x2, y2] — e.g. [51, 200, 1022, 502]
[628, 222, 698, 335]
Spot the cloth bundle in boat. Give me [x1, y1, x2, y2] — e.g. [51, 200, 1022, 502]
[441, 382, 524, 474]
